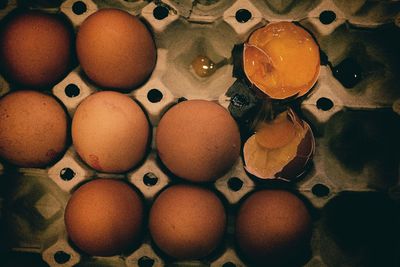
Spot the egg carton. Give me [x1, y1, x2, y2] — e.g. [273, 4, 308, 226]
[1, 0, 400, 266]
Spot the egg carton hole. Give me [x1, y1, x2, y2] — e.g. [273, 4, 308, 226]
[235, 9, 252, 23]
[319, 10, 336, 25]
[53, 250, 71, 264]
[227, 177, 243, 192]
[153, 5, 168, 21]
[222, 261, 236, 267]
[60, 167, 76, 181]
[316, 97, 334, 111]
[143, 172, 158, 187]
[72, 1, 87, 15]
[147, 88, 163, 103]
[64, 83, 80, 98]
[312, 183, 330, 197]
[138, 255, 155, 267]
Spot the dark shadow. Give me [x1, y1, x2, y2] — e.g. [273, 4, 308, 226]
[321, 191, 400, 267]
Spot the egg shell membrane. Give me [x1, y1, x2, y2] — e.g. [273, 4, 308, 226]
[243, 111, 314, 180]
[243, 22, 320, 100]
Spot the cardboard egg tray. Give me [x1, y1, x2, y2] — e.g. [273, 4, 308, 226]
[1, 0, 400, 266]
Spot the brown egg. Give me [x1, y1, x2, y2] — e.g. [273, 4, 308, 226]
[76, 8, 156, 91]
[72, 91, 149, 173]
[0, 90, 68, 167]
[236, 190, 312, 266]
[64, 179, 143, 256]
[0, 10, 74, 88]
[149, 185, 226, 260]
[156, 100, 241, 182]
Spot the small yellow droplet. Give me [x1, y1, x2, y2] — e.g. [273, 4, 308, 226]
[191, 55, 216, 78]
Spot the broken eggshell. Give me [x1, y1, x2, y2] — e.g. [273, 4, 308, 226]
[234, 22, 320, 100]
[243, 109, 315, 181]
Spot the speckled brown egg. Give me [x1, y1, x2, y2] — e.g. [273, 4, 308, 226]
[0, 90, 68, 167]
[64, 179, 143, 256]
[72, 91, 149, 173]
[0, 10, 74, 88]
[149, 184, 226, 260]
[156, 100, 241, 182]
[76, 8, 156, 91]
[236, 190, 312, 266]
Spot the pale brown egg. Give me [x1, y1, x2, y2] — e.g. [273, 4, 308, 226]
[72, 91, 149, 173]
[156, 100, 241, 182]
[0, 90, 68, 167]
[64, 179, 143, 256]
[149, 184, 226, 260]
[76, 8, 156, 91]
[236, 190, 312, 266]
[0, 10, 74, 88]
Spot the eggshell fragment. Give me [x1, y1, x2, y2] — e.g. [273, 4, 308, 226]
[276, 126, 315, 179]
[243, 109, 314, 180]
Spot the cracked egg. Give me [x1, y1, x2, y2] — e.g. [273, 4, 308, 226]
[243, 21, 320, 100]
[243, 109, 315, 180]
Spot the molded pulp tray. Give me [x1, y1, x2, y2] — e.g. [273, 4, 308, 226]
[1, 0, 400, 266]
